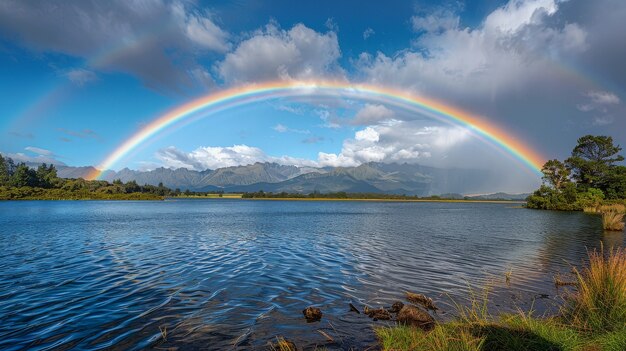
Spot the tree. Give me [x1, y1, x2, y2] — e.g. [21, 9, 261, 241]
[0, 154, 9, 186]
[565, 135, 624, 191]
[541, 159, 570, 190]
[10, 163, 37, 187]
[602, 165, 626, 200]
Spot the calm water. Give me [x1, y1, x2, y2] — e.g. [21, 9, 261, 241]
[0, 200, 623, 350]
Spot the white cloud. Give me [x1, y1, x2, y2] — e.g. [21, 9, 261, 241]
[273, 124, 288, 133]
[363, 28, 375, 39]
[412, 9, 459, 33]
[355, 127, 380, 142]
[586, 90, 620, 105]
[577, 90, 621, 125]
[593, 115, 615, 126]
[483, 0, 558, 34]
[4, 147, 64, 165]
[217, 23, 343, 84]
[272, 124, 310, 134]
[316, 123, 468, 167]
[25, 146, 53, 156]
[357, 0, 588, 101]
[183, 11, 230, 52]
[351, 103, 395, 125]
[62, 68, 98, 86]
[156, 145, 317, 170]
[4, 152, 65, 165]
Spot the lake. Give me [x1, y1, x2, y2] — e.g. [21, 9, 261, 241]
[0, 200, 622, 350]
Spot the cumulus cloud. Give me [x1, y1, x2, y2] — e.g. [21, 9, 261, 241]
[351, 103, 395, 125]
[363, 28, 375, 39]
[316, 123, 469, 167]
[217, 23, 343, 84]
[0, 0, 229, 90]
[357, 0, 588, 101]
[155, 145, 317, 170]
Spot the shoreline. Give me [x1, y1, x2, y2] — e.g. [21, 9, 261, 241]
[242, 197, 526, 204]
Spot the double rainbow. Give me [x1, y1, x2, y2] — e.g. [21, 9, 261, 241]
[87, 81, 545, 180]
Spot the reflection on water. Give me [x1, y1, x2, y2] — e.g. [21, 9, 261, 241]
[0, 200, 622, 350]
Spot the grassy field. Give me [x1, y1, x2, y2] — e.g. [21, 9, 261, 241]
[376, 246, 626, 351]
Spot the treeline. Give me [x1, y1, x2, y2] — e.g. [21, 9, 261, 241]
[0, 154, 179, 200]
[527, 135, 626, 210]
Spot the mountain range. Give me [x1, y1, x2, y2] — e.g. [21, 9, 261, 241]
[42, 161, 522, 196]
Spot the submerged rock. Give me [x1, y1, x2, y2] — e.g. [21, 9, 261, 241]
[397, 305, 435, 330]
[302, 306, 322, 322]
[406, 292, 438, 311]
[389, 301, 404, 314]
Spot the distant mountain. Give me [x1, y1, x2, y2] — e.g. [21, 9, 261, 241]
[23, 160, 510, 196]
[229, 162, 475, 195]
[467, 192, 531, 201]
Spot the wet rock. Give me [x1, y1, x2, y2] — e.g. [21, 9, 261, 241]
[364, 306, 392, 321]
[406, 292, 438, 311]
[302, 306, 322, 322]
[389, 301, 404, 314]
[349, 303, 360, 314]
[397, 305, 435, 330]
[269, 337, 297, 351]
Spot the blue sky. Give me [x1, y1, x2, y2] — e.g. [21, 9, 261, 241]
[1, 0, 625, 192]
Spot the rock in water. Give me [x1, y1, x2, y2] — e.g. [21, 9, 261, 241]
[406, 292, 438, 311]
[389, 301, 404, 314]
[397, 305, 435, 330]
[364, 306, 392, 320]
[302, 307, 322, 322]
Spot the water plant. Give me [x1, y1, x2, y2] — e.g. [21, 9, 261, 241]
[599, 204, 625, 231]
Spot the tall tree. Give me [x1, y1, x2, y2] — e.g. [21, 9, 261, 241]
[565, 135, 624, 190]
[10, 163, 37, 187]
[541, 159, 570, 191]
[0, 154, 9, 186]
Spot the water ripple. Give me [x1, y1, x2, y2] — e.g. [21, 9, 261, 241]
[0, 200, 621, 350]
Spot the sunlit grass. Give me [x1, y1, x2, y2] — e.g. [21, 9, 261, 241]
[563, 245, 626, 333]
[599, 204, 625, 231]
[377, 246, 626, 350]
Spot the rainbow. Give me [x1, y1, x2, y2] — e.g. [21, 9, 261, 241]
[87, 81, 546, 180]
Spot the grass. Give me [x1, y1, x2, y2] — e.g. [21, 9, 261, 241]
[599, 204, 625, 231]
[377, 246, 626, 351]
[563, 245, 626, 333]
[376, 324, 485, 351]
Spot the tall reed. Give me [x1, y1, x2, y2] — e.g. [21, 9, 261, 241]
[563, 246, 626, 332]
[599, 204, 625, 231]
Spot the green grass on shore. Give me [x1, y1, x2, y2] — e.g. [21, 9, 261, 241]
[376, 246, 626, 351]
